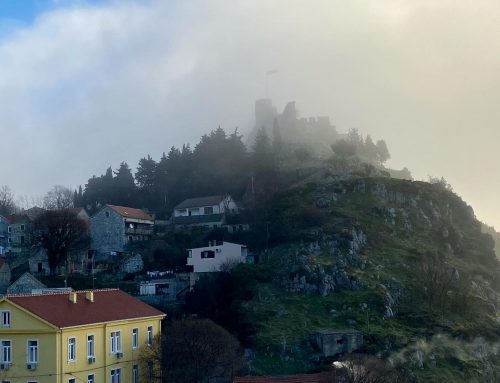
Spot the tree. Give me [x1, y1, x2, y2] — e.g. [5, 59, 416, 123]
[375, 139, 390, 163]
[363, 135, 378, 162]
[43, 185, 74, 209]
[331, 139, 357, 159]
[140, 319, 242, 383]
[0, 185, 16, 215]
[34, 210, 88, 276]
[420, 252, 455, 315]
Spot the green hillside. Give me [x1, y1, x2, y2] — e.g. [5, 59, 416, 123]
[223, 165, 500, 382]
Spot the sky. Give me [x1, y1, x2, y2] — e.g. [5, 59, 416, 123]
[0, 0, 499, 228]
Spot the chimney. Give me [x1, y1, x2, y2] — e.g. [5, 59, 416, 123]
[86, 291, 94, 302]
[69, 292, 77, 304]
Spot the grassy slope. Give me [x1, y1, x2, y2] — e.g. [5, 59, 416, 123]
[237, 176, 500, 381]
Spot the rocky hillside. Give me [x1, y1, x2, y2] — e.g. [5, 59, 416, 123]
[233, 162, 500, 382]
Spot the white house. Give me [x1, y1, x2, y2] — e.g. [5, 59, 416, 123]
[174, 195, 237, 218]
[187, 241, 248, 273]
[172, 195, 239, 231]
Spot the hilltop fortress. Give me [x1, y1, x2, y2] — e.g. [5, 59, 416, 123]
[251, 98, 341, 155]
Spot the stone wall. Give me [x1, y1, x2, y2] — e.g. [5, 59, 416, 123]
[90, 206, 125, 254]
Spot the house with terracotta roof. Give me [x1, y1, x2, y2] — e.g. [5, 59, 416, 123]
[0, 288, 165, 383]
[90, 204, 154, 256]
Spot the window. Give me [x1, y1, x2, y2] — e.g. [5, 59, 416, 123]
[110, 331, 121, 353]
[132, 365, 139, 383]
[27, 340, 38, 363]
[201, 250, 215, 259]
[105, 211, 110, 218]
[68, 338, 76, 361]
[87, 335, 94, 358]
[20, 236, 24, 244]
[1, 340, 11, 363]
[1, 311, 10, 327]
[204, 206, 213, 215]
[7, 226, 11, 233]
[147, 326, 153, 346]
[132, 328, 138, 349]
[87, 374, 94, 383]
[68, 379, 76, 383]
[111, 368, 121, 383]
[20, 224, 25, 231]
[7, 238, 11, 243]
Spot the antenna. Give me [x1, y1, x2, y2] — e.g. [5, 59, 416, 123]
[265, 69, 278, 98]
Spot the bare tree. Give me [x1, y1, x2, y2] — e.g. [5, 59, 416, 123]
[0, 185, 16, 215]
[34, 209, 88, 276]
[140, 319, 242, 383]
[43, 185, 74, 209]
[420, 252, 455, 315]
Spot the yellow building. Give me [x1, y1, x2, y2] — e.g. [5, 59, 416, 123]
[0, 288, 165, 383]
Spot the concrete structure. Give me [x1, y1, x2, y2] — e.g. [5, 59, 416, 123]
[187, 241, 248, 273]
[139, 277, 189, 302]
[0, 289, 165, 383]
[310, 329, 363, 357]
[90, 205, 154, 255]
[7, 272, 46, 295]
[173, 195, 238, 230]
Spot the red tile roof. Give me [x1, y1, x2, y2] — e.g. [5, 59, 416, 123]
[107, 205, 153, 221]
[234, 373, 331, 383]
[6, 289, 165, 328]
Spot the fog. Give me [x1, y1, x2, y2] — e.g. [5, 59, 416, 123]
[0, 0, 499, 227]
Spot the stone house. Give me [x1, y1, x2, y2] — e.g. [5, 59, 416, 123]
[90, 205, 154, 256]
[310, 329, 363, 357]
[29, 248, 50, 276]
[173, 195, 238, 230]
[7, 272, 46, 295]
[5, 214, 33, 255]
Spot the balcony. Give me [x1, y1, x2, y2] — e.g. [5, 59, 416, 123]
[125, 227, 153, 235]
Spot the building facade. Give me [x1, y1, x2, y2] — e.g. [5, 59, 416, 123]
[0, 289, 165, 383]
[173, 195, 238, 230]
[5, 214, 33, 256]
[90, 205, 154, 255]
[187, 241, 248, 273]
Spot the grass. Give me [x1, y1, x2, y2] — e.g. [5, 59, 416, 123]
[235, 175, 500, 380]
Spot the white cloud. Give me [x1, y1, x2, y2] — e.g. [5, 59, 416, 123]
[1, 0, 500, 226]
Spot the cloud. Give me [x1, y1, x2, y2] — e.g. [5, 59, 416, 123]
[0, 0, 499, 227]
